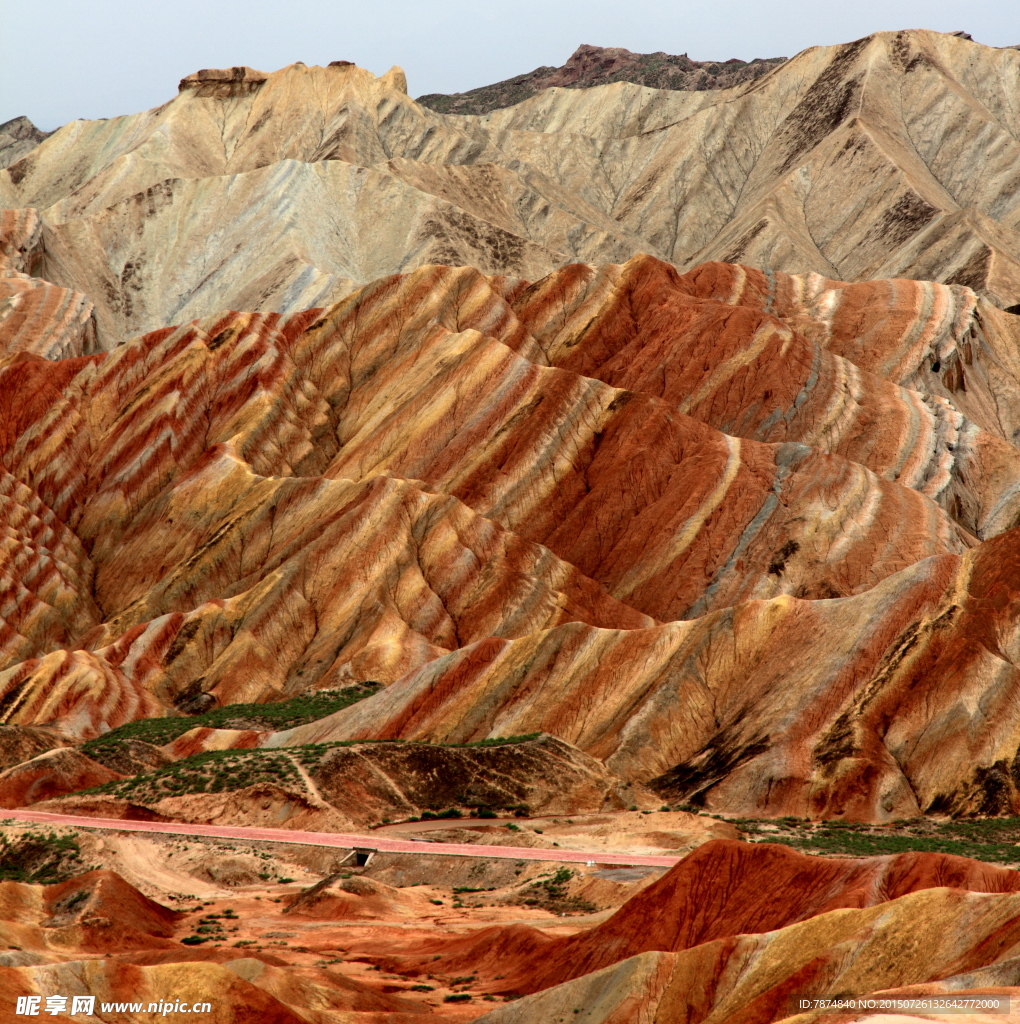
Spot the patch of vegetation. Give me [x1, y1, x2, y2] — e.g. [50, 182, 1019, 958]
[731, 815, 1020, 865]
[74, 727, 554, 815]
[444, 994, 471, 1003]
[420, 808, 462, 821]
[0, 829, 87, 884]
[188, 911, 235, 944]
[62, 889, 89, 912]
[290, 735, 541, 767]
[515, 867, 596, 915]
[81, 683, 382, 757]
[79, 747, 305, 803]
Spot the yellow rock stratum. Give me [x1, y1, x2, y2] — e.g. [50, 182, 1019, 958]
[1, 30, 1019, 348]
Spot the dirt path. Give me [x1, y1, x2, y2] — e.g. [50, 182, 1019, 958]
[373, 816, 531, 833]
[0, 808, 682, 867]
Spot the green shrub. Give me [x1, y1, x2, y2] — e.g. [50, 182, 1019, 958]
[0, 830, 85, 884]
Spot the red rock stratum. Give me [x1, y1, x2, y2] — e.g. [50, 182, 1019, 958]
[3, 210, 1020, 819]
[368, 839, 1020, 996]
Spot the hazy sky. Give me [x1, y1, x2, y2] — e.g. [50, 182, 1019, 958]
[3, 0, 1018, 130]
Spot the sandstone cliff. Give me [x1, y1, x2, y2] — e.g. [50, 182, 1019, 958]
[0, 117, 52, 170]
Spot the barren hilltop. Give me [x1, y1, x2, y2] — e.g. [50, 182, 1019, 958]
[416, 42, 788, 114]
[2, 27, 1020, 1024]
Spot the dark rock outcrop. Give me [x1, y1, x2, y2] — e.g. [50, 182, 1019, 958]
[417, 43, 787, 114]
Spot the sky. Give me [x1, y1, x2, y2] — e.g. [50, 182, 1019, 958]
[2, 0, 1018, 130]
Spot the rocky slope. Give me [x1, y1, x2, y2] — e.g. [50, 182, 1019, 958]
[372, 839, 1020, 993]
[0, 117, 52, 170]
[2, 30, 1019, 348]
[4, 227, 1020, 817]
[416, 43, 788, 114]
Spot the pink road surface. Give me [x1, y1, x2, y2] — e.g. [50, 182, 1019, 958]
[0, 808, 682, 868]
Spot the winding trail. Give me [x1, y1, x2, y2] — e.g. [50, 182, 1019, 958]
[0, 808, 682, 867]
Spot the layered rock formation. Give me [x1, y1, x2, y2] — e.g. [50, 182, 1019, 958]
[0, 118, 52, 170]
[3, 30, 1019, 350]
[417, 43, 787, 114]
[3, 27, 1020, 1024]
[0, 209, 100, 359]
[2, 29, 1020, 811]
[4, 227, 1020, 818]
[275, 524, 1020, 820]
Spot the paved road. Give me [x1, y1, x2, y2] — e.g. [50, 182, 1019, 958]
[0, 808, 681, 868]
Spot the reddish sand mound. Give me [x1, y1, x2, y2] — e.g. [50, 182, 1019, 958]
[0, 868, 181, 955]
[0, 959, 310, 1024]
[220, 958, 428, 1017]
[44, 869, 180, 938]
[517, 840, 1020, 991]
[285, 873, 465, 923]
[28, 794, 173, 820]
[0, 748, 121, 807]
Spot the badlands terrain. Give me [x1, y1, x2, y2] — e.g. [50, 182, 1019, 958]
[2, 24, 1020, 1024]
[415, 43, 789, 114]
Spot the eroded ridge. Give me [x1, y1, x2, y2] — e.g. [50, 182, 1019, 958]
[0, 230, 1019, 824]
[1, 30, 1019, 348]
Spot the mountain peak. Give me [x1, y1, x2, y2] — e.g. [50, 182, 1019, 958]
[417, 43, 787, 114]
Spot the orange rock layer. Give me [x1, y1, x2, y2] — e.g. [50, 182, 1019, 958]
[3, 244, 1020, 819]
